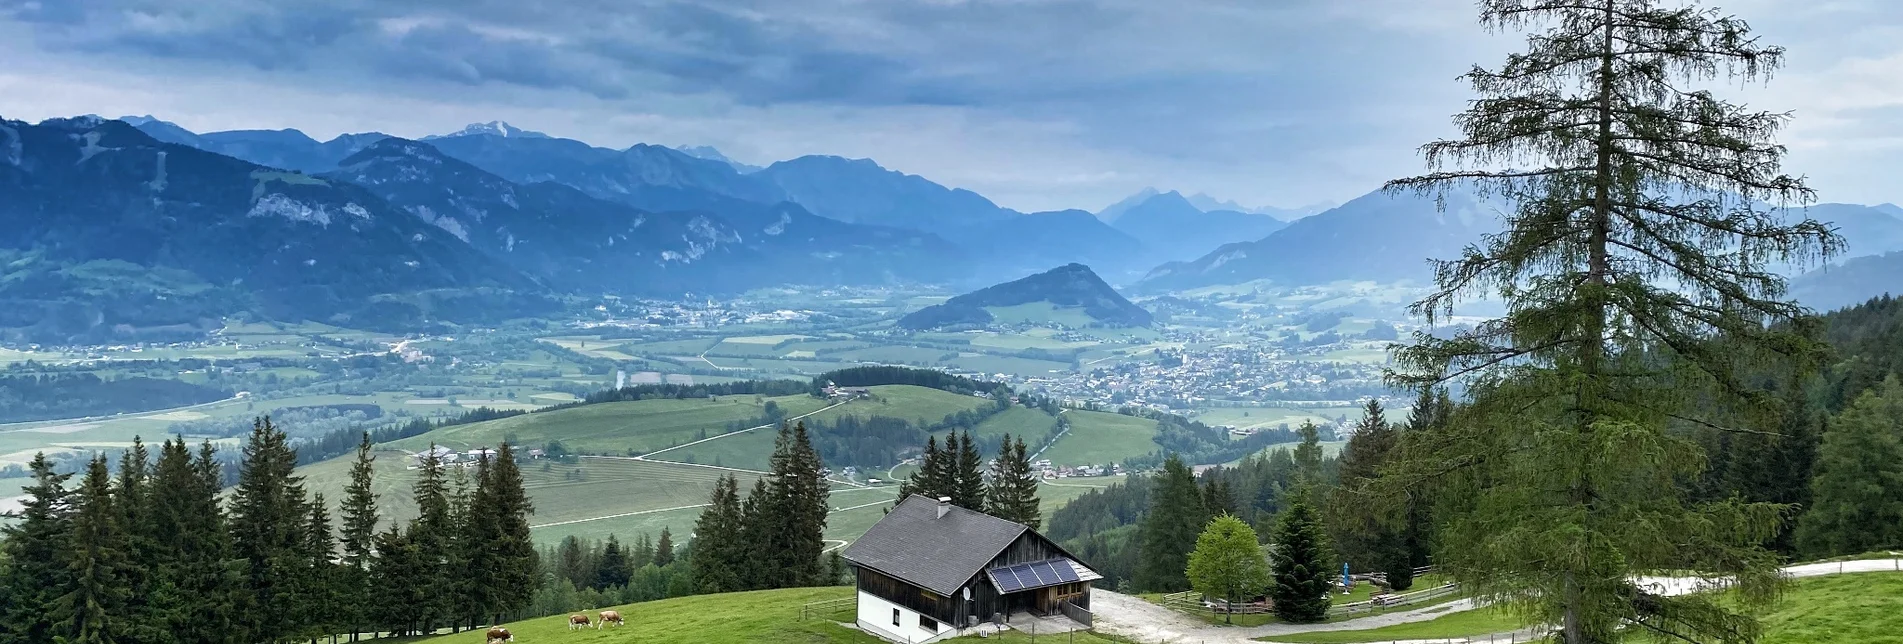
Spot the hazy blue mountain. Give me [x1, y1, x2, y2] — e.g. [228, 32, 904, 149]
[330, 137, 965, 292]
[1097, 187, 1161, 223]
[1183, 192, 1332, 221]
[676, 145, 763, 173]
[1139, 188, 1501, 291]
[754, 155, 1015, 234]
[421, 133, 789, 211]
[1803, 203, 1903, 257]
[1875, 203, 1903, 218]
[125, 117, 392, 174]
[899, 263, 1152, 330]
[941, 209, 1150, 280]
[0, 116, 541, 341]
[421, 120, 550, 140]
[1791, 251, 1903, 312]
[1111, 191, 1288, 262]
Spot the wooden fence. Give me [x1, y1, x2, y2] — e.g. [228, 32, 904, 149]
[799, 597, 857, 622]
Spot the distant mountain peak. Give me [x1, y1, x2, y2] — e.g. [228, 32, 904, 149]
[1874, 203, 1903, 218]
[1096, 187, 1162, 222]
[425, 121, 549, 140]
[898, 263, 1152, 330]
[675, 144, 763, 173]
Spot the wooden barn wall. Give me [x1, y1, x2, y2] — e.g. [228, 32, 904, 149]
[856, 531, 1096, 629]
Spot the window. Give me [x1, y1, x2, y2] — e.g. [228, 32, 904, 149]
[920, 615, 939, 632]
[891, 608, 900, 627]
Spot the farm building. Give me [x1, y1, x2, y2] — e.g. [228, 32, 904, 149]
[842, 495, 1100, 643]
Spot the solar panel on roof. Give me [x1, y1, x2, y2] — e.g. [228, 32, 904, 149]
[988, 559, 1083, 593]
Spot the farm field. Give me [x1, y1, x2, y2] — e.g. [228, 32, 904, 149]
[965, 406, 1060, 441]
[806, 385, 993, 426]
[1190, 407, 1354, 433]
[1038, 410, 1160, 467]
[384, 394, 829, 457]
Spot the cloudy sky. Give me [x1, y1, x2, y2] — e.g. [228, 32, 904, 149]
[0, 0, 1896, 213]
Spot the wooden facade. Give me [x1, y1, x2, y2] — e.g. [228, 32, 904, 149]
[854, 529, 1093, 629]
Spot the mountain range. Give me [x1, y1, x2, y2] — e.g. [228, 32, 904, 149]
[898, 264, 1152, 330]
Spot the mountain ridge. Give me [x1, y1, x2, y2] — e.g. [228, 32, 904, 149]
[898, 263, 1152, 330]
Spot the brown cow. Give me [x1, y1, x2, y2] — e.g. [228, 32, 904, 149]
[486, 626, 513, 644]
[597, 610, 624, 628]
[568, 614, 592, 630]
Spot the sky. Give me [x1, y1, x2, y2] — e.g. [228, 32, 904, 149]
[0, 0, 1897, 213]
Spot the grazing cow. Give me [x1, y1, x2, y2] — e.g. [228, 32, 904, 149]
[486, 627, 513, 644]
[568, 614, 592, 630]
[597, 610, 624, 628]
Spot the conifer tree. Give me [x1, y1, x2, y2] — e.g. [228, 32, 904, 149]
[471, 444, 536, 624]
[0, 453, 75, 644]
[950, 431, 986, 510]
[370, 526, 425, 637]
[983, 436, 1042, 528]
[596, 535, 632, 589]
[654, 527, 676, 567]
[229, 417, 311, 643]
[337, 434, 378, 641]
[1135, 455, 1207, 592]
[764, 422, 829, 587]
[1331, 400, 1411, 589]
[1269, 496, 1334, 623]
[899, 435, 948, 500]
[147, 439, 239, 644]
[1384, 2, 1835, 640]
[299, 494, 339, 641]
[692, 474, 746, 594]
[1796, 377, 1903, 558]
[112, 438, 163, 644]
[1292, 421, 1323, 490]
[52, 455, 130, 644]
[737, 477, 772, 590]
[1202, 477, 1237, 517]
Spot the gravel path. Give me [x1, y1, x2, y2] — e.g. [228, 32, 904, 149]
[1091, 558, 1903, 644]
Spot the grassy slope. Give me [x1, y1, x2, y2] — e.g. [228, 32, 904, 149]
[384, 394, 828, 456]
[965, 406, 1059, 441]
[1264, 573, 1903, 643]
[1039, 410, 1159, 467]
[411, 586, 1135, 644]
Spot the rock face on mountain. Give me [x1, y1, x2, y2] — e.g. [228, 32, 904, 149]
[1109, 191, 1287, 262]
[1138, 188, 1503, 291]
[898, 264, 1152, 330]
[0, 117, 541, 341]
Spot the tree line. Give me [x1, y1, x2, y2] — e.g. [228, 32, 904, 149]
[0, 418, 537, 644]
[895, 430, 1043, 528]
[0, 372, 228, 424]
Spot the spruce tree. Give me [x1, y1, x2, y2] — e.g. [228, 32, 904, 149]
[692, 474, 746, 594]
[473, 444, 536, 624]
[900, 435, 947, 501]
[0, 453, 75, 644]
[763, 422, 828, 588]
[1202, 477, 1237, 517]
[596, 535, 632, 589]
[984, 436, 1042, 528]
[1269, 496, 1334, 623]
[1384, 2, 1835, 640]
[147, 439, 239, 644]
[1292, 421, 1323, 490]
[337, 434, 378, 641]
[370, 526, 425, 636]
[1331, 400, 1411, 589]
[52, 455, 130, 644]
[229, 417, 310, 643]
[1134, 455, 1207, 592]
[950, 431, 986, 510]
[654, 528, 676, 567]
[1796, 377, 1903, 558]
[111, 437, 160, 644]
[738, 476, 773, 590]
[299, 495, 339, 641]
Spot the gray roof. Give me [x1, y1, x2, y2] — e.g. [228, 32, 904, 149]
[842, 495, 1030, 596]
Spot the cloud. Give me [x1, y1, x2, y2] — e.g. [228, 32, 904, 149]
[0, 0, 1898, 211]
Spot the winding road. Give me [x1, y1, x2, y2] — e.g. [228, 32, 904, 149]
[1090, 558, 1903, 644]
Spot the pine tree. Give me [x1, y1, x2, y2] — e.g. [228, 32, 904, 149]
[146, 439, 239, 644]
[1187, 515, 1271, 625]
[763, 422, 828, 588]
[900, 435, 948, 501]
[984, 436, 1042, 528]
[1, 453, 75, 644]
[738, 477, 773, 590]
[1331, 400, 1411, 589]
[596, 536, 633, 589]
[370, 527, 425, 637]
[1202, 477, 1237, 517]
[112, 438, 163, 644]
[52, 455, 130, 644]
[1269, 497, 1334, 623]
[1384, 2, 1834, 640]
[950, 431, 986, 510]
[407, 446, 454, 631]
[299, 495, 339, 641]
[654, 528, 676, 567]
[471, 444, 536, 625]
[1796, 377, 1903, 558]
[1292, 421, 1323, 490]
[1134, 455, 1207, 592]
[337, 433, 378, 641]
[692, 475, 746, 594]
[229, 417, 311, 643]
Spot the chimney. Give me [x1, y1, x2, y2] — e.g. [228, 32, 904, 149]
[937, 496, 952, 519]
